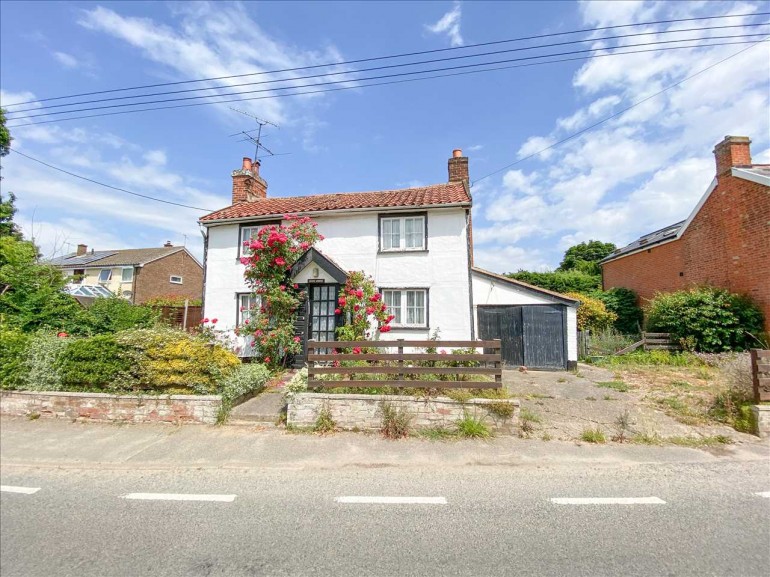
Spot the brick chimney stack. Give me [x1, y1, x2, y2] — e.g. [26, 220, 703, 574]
[76, 244, 87, 256]
[713, 135, 752, 176]
[448, 149, 469, 183]
[164, 241, 173, 248]
[232, 156, 268, 204]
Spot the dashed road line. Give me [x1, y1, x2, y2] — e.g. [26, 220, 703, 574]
[1, 485, 41, 495]
[755, 492, 770, 499]
[551, 497, 666, 505]
[121, 493, 236, 502]
[336, 496, 448, 505]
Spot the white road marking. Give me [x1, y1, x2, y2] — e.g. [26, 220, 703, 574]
[121, 493, 236, 502]
[551, 497, 666, 505]
[1, 485, 41, 494]
[756, 492, 770, 499]
[335, 496, 448, 504]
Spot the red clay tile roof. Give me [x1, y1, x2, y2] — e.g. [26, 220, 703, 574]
[199, 182, 470, 222]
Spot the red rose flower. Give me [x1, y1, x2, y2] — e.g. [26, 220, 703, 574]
[334, 308, 341, 315]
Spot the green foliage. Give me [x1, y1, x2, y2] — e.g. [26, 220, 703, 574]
[456, 411, 491, 438]
[596, 350, 705, 367]
[565, 292, 617, 332]
[81, 297, 159, 334]
[379, 401, 413, 439]
[0, 235, 84, 332]
[506, 269, 600, 294]
[217, 363, 272, 422]
[593, 287, 643, 334]
[586, 328, 638, 356]
[558, 240, 616, 276]
[59, 334, 134, 390]
[336, 270, 393, 341]
[646, 287, 764, 352]
[284, 367, 308, 401]
[314, 404, 337, 433]
[580, 427, 606, 443]
[0, 107, 10, 158]
[0, 329, 29, 389]
[596, 381, 629, 392]
[144, 295, 202, 307]
[23, 332, 67, 391]
[0, 192, 23, 240]
[117, 327, 240, 393]
[240, 216, 322, 368]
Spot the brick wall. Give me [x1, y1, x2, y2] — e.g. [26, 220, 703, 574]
[288, 392, 519, 434]
[603, 171, 770, 329]
[1, 390, 221, 424]
[133, 249, 204, 304]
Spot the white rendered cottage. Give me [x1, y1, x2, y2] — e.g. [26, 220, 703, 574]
[199, 150, 578, 369]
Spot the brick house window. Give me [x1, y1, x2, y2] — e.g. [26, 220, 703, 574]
[121, 268, 133, 282]
[379, 214, 426, 252]
[170, 275, 183, 284]
[381, 289, 427, 327]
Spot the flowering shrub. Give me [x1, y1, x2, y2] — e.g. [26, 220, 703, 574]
[335, 271, 393, 342]
[565, 292, 617, 333]
[217, 362, 272, 422]
[238, 215, 323, 369]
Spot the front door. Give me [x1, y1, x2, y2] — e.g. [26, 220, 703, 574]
[308, 283, 339, 349]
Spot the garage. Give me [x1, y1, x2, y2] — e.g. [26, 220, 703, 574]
[472, 268, 579, 370]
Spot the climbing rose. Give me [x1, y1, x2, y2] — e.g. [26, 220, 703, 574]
[293, 336, 301, 343]
[338, 297, 347, 306]
[334, 308, 341, 315]
[352, 347, 362, 354]
[366, 307, 374, 314]
[354, 305, 360, 312]
[274, 257, 286, 266]
[356, 289, 364, 298]
[202, 318, 209, 323]
[380, 325, 391, 333]
[211, 318, 218, 324]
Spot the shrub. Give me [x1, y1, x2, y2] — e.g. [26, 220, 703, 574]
[284, 367, 308, 401]
[646, 287, 764, 352]
[580, 427, 606, 443]
[0, 329, 29, 389]
[23, 332, 68, 391]
[59, 334, 135, 390]
[594, 287, 643, 335]
[456, 411, 491, 438]
[506, 270, 600, 293]
[116, 328, 240, 393]
[81, 297, 159, 335]
[314, 404, 336, 433]
[565, 292, 617, 332]
[217, 363, 272, 422]
[380, 401, 413, 439]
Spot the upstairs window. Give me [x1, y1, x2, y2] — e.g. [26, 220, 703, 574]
[98, 269, 112, 282]
[121, 268, 133, 282]
[170, 275, 183, 284]
[380, 214, 426, 252]
[239, 221, 281, 257]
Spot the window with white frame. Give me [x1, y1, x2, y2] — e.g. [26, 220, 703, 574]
[238, 293, 260, 325]
[239, 221, 281, 257]
[121, 268, 133, 282]
[98, 269, 112, 282]
[381, 289, 427, 327]
[380, 214, 425, 251]
[170, 275, 183, 284]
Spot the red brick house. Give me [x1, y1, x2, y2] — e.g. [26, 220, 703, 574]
[601, 135, 770, 330]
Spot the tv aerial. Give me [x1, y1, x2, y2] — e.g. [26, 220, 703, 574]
[228, 107, 290, 162]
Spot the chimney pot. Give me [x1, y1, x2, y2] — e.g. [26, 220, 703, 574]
[453, 149, 463, 158]
[713, 135, 752, 176]
[76, 244, 87, 256]
[232, 157, 268, 204]
[164, 241, 173, 248]
[242, 157, 252, 171]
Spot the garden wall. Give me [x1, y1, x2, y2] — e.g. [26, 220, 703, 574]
[288, 393, 519, 434]
[0, 390, 221, 424]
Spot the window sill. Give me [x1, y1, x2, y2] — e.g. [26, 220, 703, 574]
[387, 325, 429, 331]
[377, 249, 429, 255]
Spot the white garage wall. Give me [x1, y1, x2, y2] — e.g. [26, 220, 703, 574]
[471, 270, 578, 363]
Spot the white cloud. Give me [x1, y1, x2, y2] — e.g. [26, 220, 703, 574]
[474, 245, 550, 274]
[52, 51, 79, 69]
[425, 1, 464, 47]
[466, 144, 484, 152]
[517, 136, 557, 160]
[77, 3, 356, 128]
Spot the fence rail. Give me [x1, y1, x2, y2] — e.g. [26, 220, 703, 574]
[750, 349, 770, 403]
[155, 304, 202, 332]
[307, 339, 502, 389]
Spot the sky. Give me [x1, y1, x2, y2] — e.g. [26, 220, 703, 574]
[1, 0, 768, 273]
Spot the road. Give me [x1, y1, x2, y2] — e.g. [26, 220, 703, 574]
[2, 460, 769, 577]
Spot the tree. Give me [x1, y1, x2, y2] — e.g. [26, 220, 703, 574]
[0, 192, 23, 240]
[558, 240, 616, 276]
[507, 269, 601, 293]
[0, 108, 11, 158]
[565, 292, 617, 333]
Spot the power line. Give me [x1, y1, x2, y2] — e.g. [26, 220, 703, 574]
[8, 33, 766, 123]
[7, 38, 761, 128]
[472, 37, 770, 186]
[5, 11, 767, 108]
[7, 21, 766, 115]
[8, 149, 216, 211]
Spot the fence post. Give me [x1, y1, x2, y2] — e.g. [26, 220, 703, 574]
[397, 339, 404, 381]
[182, 299, 189, 331]
[307, 341, 315, 387]
[494, 338, 502, 386]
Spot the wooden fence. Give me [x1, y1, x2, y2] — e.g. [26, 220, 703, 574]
[155, 304, 202, 332]
[750, 349, 770, 403]
[307, 339, 502, 389]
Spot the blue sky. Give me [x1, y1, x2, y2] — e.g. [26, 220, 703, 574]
[1, 0, 768, 272]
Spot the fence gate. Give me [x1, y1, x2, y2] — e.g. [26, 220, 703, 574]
[477, 305, 567, 369]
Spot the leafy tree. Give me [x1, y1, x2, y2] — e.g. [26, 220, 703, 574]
[565, 292, 617, 332]
[593, 287, 643, 335]
[0, 108, 10, 157]
[81, 297, 160, 334]
[0, 192, 23, 240]
[507, 269, 601, 293]
[558, 240, 616, 276]
[646, 287, 764, 352]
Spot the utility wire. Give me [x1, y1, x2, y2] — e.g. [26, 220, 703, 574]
[8, 33, 766, 122]
[5, 11, 768, 108]
[8, 149, 216, 211]
[7, 38, 760, 128]
[7, 21, 766, 114]
[472, 37, 770, 186]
